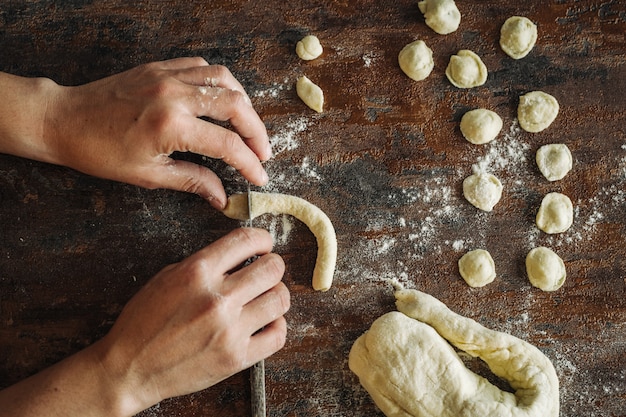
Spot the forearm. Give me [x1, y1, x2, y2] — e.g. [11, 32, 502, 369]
[0, 342, 142, 417]
[0, 72, 63, 164]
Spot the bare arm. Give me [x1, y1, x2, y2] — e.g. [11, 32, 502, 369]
[0, 57, 271, 209]
[0, 228, 290, 417]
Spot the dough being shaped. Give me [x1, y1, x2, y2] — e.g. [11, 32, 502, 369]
[445, 50, 488, 88]
[296, 35, 323, 60]
[296, 75, 324, 113]
[526, 246, 566, 291]
[398, 40, 434, 81]
[518, 91, 559, 132]
[463, 172, 503, 212]
[536, 144, 572, 181]
[458, 249, 496, 287]
[536, 192, 573, 234]
[418, 0, 461, 35]
[222, 192, 336, 291]
[500, 16, 538, 59]
[460, 109, 503, 144]
[349, 288, 560, 417]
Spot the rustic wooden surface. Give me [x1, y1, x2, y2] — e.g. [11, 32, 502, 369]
[1, 1, 625, 416]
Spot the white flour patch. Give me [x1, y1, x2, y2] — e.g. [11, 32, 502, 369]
[299, 156, 322, 181]
[269, 117, 309, 155]
[252, 80, 289, 99]
[472, 120, 530, 176]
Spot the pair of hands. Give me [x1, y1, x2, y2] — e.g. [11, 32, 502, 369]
[0, 58, 290, 416]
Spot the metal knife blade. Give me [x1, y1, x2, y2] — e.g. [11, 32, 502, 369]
[246, 183, 266, 417]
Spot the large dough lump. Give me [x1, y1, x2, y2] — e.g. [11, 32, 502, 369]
[349, 288, 560, 417]
[222, 192, 337, 291]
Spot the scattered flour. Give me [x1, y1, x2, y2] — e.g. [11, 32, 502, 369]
[472, 120, 530, 175]
[269, 117, 309, 155]
[252, 80, 289, 99]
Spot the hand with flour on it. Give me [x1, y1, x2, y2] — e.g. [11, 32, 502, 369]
[0, 57, 271, 209]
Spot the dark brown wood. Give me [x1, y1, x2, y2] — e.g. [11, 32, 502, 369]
[1, 1, 625, 416]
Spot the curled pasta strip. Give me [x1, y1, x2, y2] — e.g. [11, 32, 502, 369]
[222, 192, 337, 291]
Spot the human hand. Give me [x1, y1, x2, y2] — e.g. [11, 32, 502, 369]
[91, 228, 289, 415]
[44, 57, 271, 209]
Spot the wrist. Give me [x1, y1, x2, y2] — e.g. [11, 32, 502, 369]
[0, 72, 63, 164]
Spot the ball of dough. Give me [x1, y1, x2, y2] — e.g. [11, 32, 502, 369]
[500, 16, 538, 59]
[296, 75, 324, 113]
[536, 144, 572, 181]
[460, 109, 503, 145]
[296, 35, 323, 60]
[458, 249, 496, 287]
[518, 91, 559, 132]
[445, 50, 488, 88]
[463, 172, 503, 212]
[398, 40, 434, 81]
[418, 0, 461, 35]
[526, 246, 566, 291]
[536, 192, 573, 234]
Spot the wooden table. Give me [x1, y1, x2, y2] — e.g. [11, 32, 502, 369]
[1, 1, 624, 415]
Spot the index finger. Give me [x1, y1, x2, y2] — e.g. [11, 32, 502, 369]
[191, 228, 274, 276]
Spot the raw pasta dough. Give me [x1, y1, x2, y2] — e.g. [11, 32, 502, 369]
[418, 0, 461, 35]
[526, 247, 566, 291]
[460, 109, 503, 144]
[536, 192, 573, 234]
[222, 192, 336, 291]
[500, 16, 538, 59]
[463, 172, 503, 212]
[398, 40, 434, 81]
[518, 91, 559, 132]
[445, 50, 488, 88]
[296, 75, 324, 113]
[349, 287, 560, 417]
[296, 35, 323, 60]
[536, 144, 572, 181]
[458, 249, 496, 287]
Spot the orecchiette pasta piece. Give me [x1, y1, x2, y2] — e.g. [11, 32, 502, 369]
[458, 249, 496, 287]
[536, 192, 573, 234]
[418, 0, 461, 35]
[518, 91, 559, 132]
[463, 172, 503, 212]
[445, 50, 488, 88]
[460, 109, 503, 144]
[222, 192, 337, 291]
[536, 144, 572, 181]
[398, 40, 434, 81]
[526, 246, 566, 291]
[500, 16, 538, 59]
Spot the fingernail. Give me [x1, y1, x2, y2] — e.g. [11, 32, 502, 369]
[260, 169, 269, 185]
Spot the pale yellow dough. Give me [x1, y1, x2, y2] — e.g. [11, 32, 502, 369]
[518, 91, 559, 132]
[222, 192, 336, 291]
[398, 40, 434, 81]
[296, 35, 323, 60]
[445, 50, 488, 88]
[536, 192, 573, 234]
[536, 144, 572, 181]
[296, 75, 324, 113]
[349, 288, 560, 417]
[458, 249, 496, 287]
[460, 109, 503, 144]
[463, 172, 503, 212]
[500, 16, 538, 59]
[418, 0, 461, 35]
[526, 247, 566, 291]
